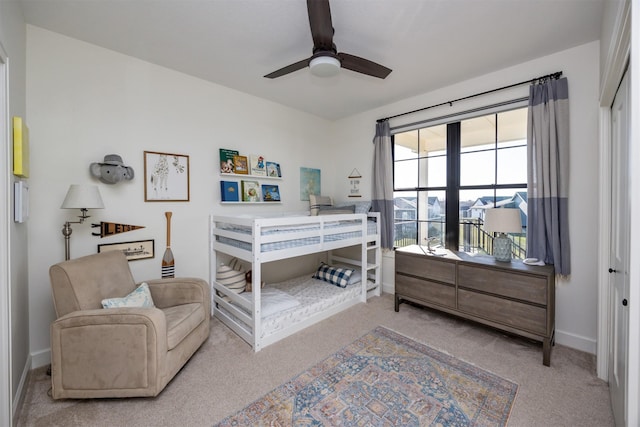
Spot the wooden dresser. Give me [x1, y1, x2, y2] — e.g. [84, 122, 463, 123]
[395, 245, 555, 366]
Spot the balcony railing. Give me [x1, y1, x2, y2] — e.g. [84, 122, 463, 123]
[394, 217, 526, 259]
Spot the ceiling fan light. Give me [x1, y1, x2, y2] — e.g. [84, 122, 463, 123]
[309, 56, 340, 77]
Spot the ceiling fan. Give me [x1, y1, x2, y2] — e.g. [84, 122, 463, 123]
[264, 0, 392, 79]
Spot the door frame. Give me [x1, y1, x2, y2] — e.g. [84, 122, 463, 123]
[598, 1, 640, 426]
[0, 41, 12, 426]
[597, 0, 630, 381]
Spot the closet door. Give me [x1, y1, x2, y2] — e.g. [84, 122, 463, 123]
[608, 67, 630, 427]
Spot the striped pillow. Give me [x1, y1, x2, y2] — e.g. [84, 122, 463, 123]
[217, 265, 246, 290]
[228, 257, 243, 271]
[309, 194, 333, 216]
[312, 262, 354, 288]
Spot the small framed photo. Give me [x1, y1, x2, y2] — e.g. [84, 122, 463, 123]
[261, 184, 280, 202]
[98, 239, 155, 261]
[144, 151, 190, 202]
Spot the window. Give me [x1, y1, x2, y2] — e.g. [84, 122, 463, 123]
[393, 107, 528, 258]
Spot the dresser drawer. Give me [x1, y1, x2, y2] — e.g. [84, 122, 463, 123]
[458, 289, 547, 335]
[395, 253, 456, 284]
[458, 264, 547, 305]
[396, 274, 456, 308]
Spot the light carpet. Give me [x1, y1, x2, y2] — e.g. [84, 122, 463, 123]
[215, 326, 517, 426]
[16, 294, 614, 426]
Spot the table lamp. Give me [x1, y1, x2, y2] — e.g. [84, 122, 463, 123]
[61, 185, 104, 260]
[483, 208, 522, 262]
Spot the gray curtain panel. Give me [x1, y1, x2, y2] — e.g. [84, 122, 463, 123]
[372, 120, 394, 249]
[527, 77, 571, 275]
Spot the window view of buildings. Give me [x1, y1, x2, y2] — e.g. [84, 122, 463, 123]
[394, 192, 527, 258]
[392, 107, 528, 258]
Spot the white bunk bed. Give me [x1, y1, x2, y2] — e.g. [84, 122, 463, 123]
[209, 212, 381, 351]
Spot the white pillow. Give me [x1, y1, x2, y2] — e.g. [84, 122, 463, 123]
[102, 282, 155, 309]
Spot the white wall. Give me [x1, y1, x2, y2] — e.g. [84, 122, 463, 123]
[26, 26, 337, 366]
[332, 41, 601, 354]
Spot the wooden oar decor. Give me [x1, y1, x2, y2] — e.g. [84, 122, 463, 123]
[162, 212, 175, 278]
[91, 221, 145, 237]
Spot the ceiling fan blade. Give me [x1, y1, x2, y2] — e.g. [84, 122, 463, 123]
[338, 53, 392, 79]
[264, 58, 310, 79]
[307, 0, 335, 51]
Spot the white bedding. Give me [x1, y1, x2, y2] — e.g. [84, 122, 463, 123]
[220, 274, 364, 339]
[258, 276, 363, 338]
[238, 288, 300, 318]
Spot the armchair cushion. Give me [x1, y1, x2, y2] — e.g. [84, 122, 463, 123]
[163, 303, 205, 350]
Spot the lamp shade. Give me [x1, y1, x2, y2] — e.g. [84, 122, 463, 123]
[483, 208, 521, 234]
[60, 185, 105, 209]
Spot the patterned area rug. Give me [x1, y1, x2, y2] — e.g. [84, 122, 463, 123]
[215, 326, 518, 426]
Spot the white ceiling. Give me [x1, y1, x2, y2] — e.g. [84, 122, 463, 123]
[19, 0, 604, 121]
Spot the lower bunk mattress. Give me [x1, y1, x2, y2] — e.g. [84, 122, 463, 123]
[216, 274, 372, 340]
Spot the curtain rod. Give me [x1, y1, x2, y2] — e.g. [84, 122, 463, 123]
[376, 71, 563, 123]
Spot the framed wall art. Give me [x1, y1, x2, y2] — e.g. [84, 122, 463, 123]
[98, 239, 155, 261]
[300, 167, 320, 201]
[348, 168, 362, 198]
[144, 151, 190, 202]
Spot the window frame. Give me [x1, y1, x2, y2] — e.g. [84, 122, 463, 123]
[392, 104, 528, 253]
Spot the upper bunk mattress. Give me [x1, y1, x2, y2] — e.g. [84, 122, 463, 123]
[214, 218, 378, 253]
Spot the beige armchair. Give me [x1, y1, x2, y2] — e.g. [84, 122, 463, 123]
[49, 250, 210, 399]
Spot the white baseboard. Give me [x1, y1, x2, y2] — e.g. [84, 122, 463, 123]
[381, 282, 394, 295]
[30, 348, 50, 369]
[12, 354, 31, 425]
[555, 329, 597, 355]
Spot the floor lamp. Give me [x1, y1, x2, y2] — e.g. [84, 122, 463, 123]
[60, 185, 104, 260]
[483, 208, 522, 262]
